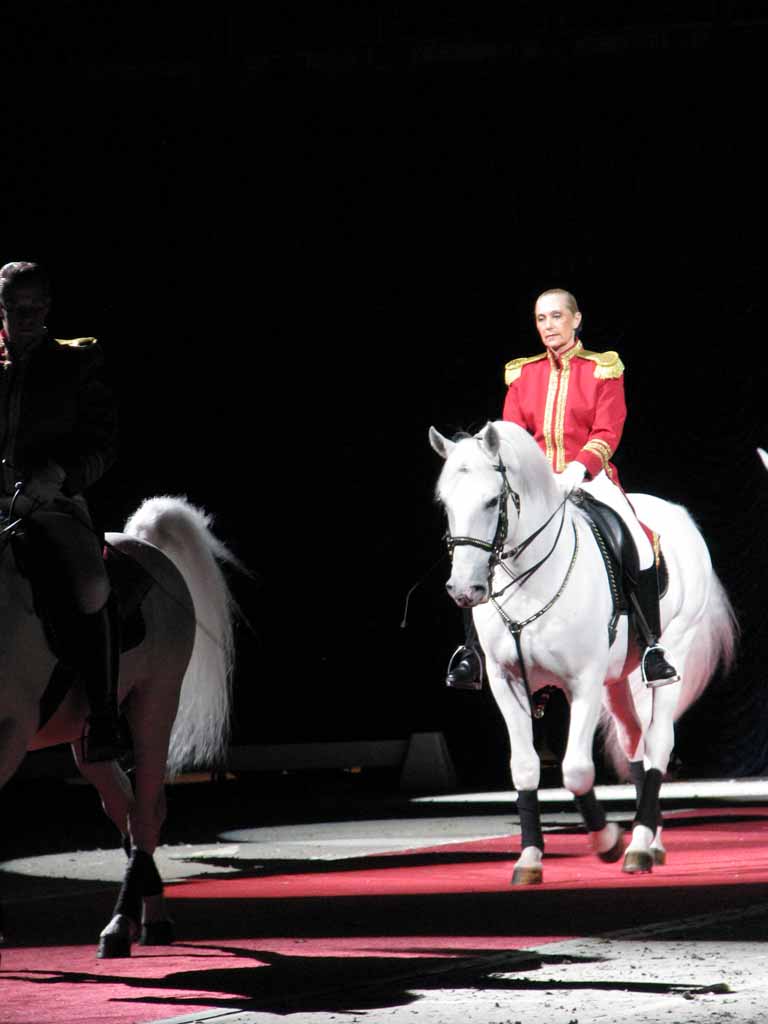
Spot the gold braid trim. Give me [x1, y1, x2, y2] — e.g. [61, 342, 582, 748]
[554, 357, 572, 472]
[583, 438, 614, 471]
[542, 362, 559, 467]
[54, 337, 97, 348]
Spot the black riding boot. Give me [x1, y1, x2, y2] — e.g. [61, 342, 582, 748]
[446, 609, 484, 690]
[631, 565, 679, 687]
[80, 595, 128, 762]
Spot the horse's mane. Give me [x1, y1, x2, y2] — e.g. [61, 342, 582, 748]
[490, 421, 560, 500]
[439, 421, 560, 506]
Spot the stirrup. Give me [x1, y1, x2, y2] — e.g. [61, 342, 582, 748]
[642, 644, 680, 688]
[446, 645, 483, 690]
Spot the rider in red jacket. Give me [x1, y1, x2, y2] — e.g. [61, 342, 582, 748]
[447, 288, 678, 691]
[0, 261, 126, 762]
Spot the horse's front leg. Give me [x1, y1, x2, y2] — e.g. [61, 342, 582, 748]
[565, 676, 625, 863]
[488, 668, 543, 885]
[0, 710, 39, 958]
[623, 678, 680, 874]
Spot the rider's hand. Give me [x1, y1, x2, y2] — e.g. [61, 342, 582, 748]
[21, 462, 66, 508]
[558, 460, 587, 494]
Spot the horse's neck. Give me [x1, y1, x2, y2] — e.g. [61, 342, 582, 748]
[499, 490, 573, 593]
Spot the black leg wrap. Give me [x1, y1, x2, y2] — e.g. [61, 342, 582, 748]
[634, 767, 663, 831]
[574, 789, 607, 833]
[517, 789, 544, 850]
[629, 760, 645, 804]
[114, 849, 162, 924]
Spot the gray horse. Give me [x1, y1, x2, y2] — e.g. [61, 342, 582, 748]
[0, 495, 238, 958]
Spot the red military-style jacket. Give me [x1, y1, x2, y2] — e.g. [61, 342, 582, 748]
[0, 332, 117, 498]
[502, 340, 626, 486]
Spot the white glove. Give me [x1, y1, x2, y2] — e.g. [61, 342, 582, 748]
[558, 461, 586, 494]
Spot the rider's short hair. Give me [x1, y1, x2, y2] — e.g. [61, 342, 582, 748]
[0, 262, 51, 303]
[536, 288, 580, 315]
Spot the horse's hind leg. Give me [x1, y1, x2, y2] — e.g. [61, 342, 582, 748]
[96, 679, 179, 957]
[71, 747, 134, 844]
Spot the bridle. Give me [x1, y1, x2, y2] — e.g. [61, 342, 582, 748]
[443, 443, 580, 716]
[444, 456, 520, 574]
[444, 449, 571, 598]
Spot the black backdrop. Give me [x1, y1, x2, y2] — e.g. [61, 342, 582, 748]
[2, 4, 767, 785]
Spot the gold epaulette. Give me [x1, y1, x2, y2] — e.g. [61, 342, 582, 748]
[504, 351, 547, 385]
[54, 337, 97, 348]
[580, 348, 624, 380]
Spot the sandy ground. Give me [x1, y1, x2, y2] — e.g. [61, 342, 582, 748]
[2, 773, 768, 1023]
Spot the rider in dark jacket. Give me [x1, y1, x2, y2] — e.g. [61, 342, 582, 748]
[0, 261, 126, 762]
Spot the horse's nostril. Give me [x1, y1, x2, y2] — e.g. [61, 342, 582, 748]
[471, 585, 487, 595]
[445, 581, 454, 593]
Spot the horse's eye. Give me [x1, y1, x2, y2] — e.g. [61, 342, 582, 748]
[485, 497, 499, 510]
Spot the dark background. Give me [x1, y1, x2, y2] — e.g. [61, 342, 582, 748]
[2, 2, 766, 786]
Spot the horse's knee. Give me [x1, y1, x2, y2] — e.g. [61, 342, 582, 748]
[562, 759, 595, 796]
[511, 758, 540, 793]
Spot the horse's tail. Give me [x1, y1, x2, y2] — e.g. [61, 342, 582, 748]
[674, 569, 739, 719]
[124, 495, 242, 777]
[601, 568, 739, 780]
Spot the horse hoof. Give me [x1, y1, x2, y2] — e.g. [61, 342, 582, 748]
[98, 914, 137, 958]
[140, 919, 175, 945]
[511, 866, 543, 885]
[652, 847, 667, 866]
[98, 931, 133, 958]
[598, 830, 626, 863]
[622, 850, 653, 874]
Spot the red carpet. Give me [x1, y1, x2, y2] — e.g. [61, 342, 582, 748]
[2, 806, 768, 1024]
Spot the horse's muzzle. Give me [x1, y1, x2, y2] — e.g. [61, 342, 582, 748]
[445, 580, 488, 607]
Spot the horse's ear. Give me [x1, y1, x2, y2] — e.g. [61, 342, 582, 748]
[480, 421, 500, 459]
[429, 426, 455, 459]
[758, 447, 768, 471]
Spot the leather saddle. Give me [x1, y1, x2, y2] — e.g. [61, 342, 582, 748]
[9, 528, 154, 730]
[569, 489, 668, 646]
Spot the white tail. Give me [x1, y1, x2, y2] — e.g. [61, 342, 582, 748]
[124, 495, 241, 776]
[600, 569, 739, 779]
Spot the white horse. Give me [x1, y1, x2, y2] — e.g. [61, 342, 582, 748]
[0, 495, 238, 957]
[430, 421, 737, 882]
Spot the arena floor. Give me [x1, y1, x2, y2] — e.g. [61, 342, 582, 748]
[1, 771, 767, 1024]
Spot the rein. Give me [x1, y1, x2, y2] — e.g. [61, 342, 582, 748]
[492, 521, 580, 717]
[444, 446, 578, 717]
